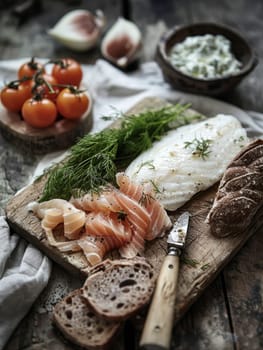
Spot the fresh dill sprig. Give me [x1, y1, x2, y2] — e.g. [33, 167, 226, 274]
[136, 160, 155, 174]
[139, 192, 154, 207]
[41, 130, 119, 200]
[181, 256, 199, 268]
[150, 180, 162, 194]
[184, 137, 212, 159]
[201, 263, 211, 271]
[40, 103, 203, 201]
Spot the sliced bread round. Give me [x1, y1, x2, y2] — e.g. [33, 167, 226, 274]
[53, 289, 121, 350]
[82, 259, 155, 321]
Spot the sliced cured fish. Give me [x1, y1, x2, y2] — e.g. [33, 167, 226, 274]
[116, 172, 172, 240]
[28, 199, 86, 243]
[30, 174, 173, 265]
[78, 235, 123, 266]
[71, 189, 122, 213]
[85, 211, 132, 243]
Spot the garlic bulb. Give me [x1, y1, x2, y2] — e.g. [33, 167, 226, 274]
[101, 17, 142, 68]
[48, 9, 105, 51]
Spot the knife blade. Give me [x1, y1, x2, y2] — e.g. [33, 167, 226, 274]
[140, 211, 190, 350]
[167, 211, 190, 249]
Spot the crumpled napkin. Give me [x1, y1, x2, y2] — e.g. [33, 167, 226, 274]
[0, 217, 51, 349]
[87, 59, 263, 138]
[1, 58, 263, 349]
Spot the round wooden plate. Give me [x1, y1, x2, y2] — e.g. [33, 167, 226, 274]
[0, 99, 93, 154]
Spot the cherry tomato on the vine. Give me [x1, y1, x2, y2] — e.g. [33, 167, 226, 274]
[51, 58, 83, 87]
[56, 88, 89, 120]
[0, 80, 33, 112]
[18, 57, 45, 79]
[34, 73, 60, 102]
[22, 98, 57, 128]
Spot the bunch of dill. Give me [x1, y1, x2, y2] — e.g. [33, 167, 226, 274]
[40, 103, 202, 201]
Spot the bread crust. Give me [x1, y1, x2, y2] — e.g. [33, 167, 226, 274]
[53, 289, 121, 350]
[207, 139, 263, 237]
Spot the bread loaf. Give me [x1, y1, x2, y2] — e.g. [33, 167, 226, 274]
[82, 258, 155, 321]
[53, 289, 121, 350]
[206, 139, 263, 237]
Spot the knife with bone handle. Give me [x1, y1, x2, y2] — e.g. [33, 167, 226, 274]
[140, 211, 190, 350]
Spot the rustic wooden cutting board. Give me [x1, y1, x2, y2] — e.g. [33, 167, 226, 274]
[5, 97, 263, 325]
[0, 102, 93, 154]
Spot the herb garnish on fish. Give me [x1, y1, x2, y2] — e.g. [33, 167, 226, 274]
[40, 104, 202, 201]
[184, 137, 212, 159]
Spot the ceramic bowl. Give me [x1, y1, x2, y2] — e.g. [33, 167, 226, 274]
[156, 22, 258, 96]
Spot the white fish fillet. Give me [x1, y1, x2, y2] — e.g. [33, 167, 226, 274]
[125, 114, 249, 211]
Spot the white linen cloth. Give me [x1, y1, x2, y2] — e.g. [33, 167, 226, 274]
[0, 218, 51, 349]
[0, 58, 263, 349]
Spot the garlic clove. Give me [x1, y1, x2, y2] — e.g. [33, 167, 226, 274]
[48, 9, 106, 52]
[101, 17, 142, 68]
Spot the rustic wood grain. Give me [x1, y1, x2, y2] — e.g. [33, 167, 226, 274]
[129, 2, 263, 349]
[0, 134, 40, 216]
[0, 2, 124, 349]
[1, 1, 263, 349]
[166, 276, 234, 350]
[0, 103, 93, 154]
[132, 275, 234, 350]
[5, 97, 263, 345]
[223, 229, 263, 350]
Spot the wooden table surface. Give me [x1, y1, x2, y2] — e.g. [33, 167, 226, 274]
[0, 1, 262, 349]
